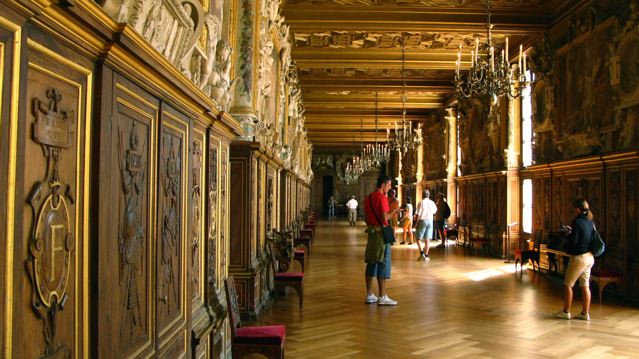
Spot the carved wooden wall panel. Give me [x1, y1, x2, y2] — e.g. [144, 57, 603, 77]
[523, 153, 639, 299]
[10, 31, 92, 358]
[97, 72, 158, 358]
[156, 104, 190, 357]
[230, 158, 248, 269]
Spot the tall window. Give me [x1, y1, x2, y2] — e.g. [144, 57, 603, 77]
[522, 179, 533, 234]
[522, 70, 534, 167]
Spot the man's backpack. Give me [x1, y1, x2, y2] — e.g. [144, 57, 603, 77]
[443, 202, 451, 219]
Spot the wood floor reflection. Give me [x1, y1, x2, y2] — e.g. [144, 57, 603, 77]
[255, 220, 639, 358]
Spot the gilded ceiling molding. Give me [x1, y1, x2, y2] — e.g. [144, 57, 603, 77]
[293, 31, 506, 49]
[298, 67, 451, 79]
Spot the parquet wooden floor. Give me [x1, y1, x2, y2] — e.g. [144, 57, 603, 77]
[255, 220, 639, 358]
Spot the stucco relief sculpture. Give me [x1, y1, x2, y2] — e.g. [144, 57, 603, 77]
[205, 40, 237, 112]
[102, 0, 239, 112]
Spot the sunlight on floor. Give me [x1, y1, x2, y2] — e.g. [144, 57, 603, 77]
[464, 264, 518, 281]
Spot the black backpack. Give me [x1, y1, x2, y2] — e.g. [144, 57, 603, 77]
[443, 202, 451, 219]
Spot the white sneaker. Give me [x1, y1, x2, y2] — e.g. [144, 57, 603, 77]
[553, 311, 571, 319]
[575, 313, 590, 321]
[416, 254, 430, 262]
[365, 293, 378, 304]
[377, 295, 398, 306]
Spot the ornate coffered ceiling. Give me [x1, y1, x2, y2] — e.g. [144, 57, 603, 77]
[283, 0, 577, 152]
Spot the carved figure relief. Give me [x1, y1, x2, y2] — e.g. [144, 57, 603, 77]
[266, 177, 274, 233]
[220, 150, 228, 276]
[27, 88, 75, 358]
[160, 135, 181, 315]
[192, 141, 202, 300]
[117, 121, 146, 341]
[207, 146, 218, 288]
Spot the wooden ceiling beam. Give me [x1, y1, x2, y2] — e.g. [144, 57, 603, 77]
[282, 7, 550, 33]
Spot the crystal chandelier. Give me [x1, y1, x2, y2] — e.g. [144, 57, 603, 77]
[454, 0, 529, 100]
[362, 92, 390, 168]
[342, 134, 365, 184]
[387, 43, 422, 154]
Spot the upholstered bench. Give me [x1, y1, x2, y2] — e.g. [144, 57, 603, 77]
[590, 269, 624, 303]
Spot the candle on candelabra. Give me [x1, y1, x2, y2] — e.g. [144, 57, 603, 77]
[518, 44, 522, 71]
[502, 49, 505, 65]
[523, 51, 527, 74]
[475, 37, 479, 61]
[505, 38, 509, 65]
[490, 46, 494, 71]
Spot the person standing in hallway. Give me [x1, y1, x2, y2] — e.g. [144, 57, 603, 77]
[363, 175, 399, 306]
[400, 197, 414, 245]
[434, 193, 451, 248]
[328, 195, 337, 219]
[554, 199, 595, 321]
[414, 190, 437, 261]
[388, 189, 400, 241]
[346, 195, 358, 226]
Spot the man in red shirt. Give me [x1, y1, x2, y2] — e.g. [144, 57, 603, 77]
[363, 175, 399, 306]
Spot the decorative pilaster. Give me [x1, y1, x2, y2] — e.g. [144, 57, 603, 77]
[505, 94, 522, 257]
[446, 107, 458, 224]
[396, 150, 403, 199]
[415, 137, 424, 203]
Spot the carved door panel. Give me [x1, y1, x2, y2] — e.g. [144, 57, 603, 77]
[97, 71, 158, 358]
[12, 31, 92, 358]
[156, 103, 190, 358]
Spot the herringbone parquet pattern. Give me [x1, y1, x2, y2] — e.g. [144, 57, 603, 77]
[255, 220, 639, 358]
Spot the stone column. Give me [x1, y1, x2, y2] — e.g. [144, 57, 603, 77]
[446, 107, 458, 224]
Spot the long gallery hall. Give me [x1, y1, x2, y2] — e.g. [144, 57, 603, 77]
[260, 220, 639, 358]
[1, 0, 639, 358]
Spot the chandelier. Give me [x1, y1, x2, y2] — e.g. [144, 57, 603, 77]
[454, 0, 528, 100]
[362, 92, 390, 168]
[341, 134, 365, 184]
[387, 42, 422, 154]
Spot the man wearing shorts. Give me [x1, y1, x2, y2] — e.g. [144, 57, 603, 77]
[413, 190, 437, 261]
[363, 175, 399, 306]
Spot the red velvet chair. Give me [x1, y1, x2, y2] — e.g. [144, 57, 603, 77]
[225, 276, 285, 359]
[294, 248, 306, 272]
[269, 242, 304, 310]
